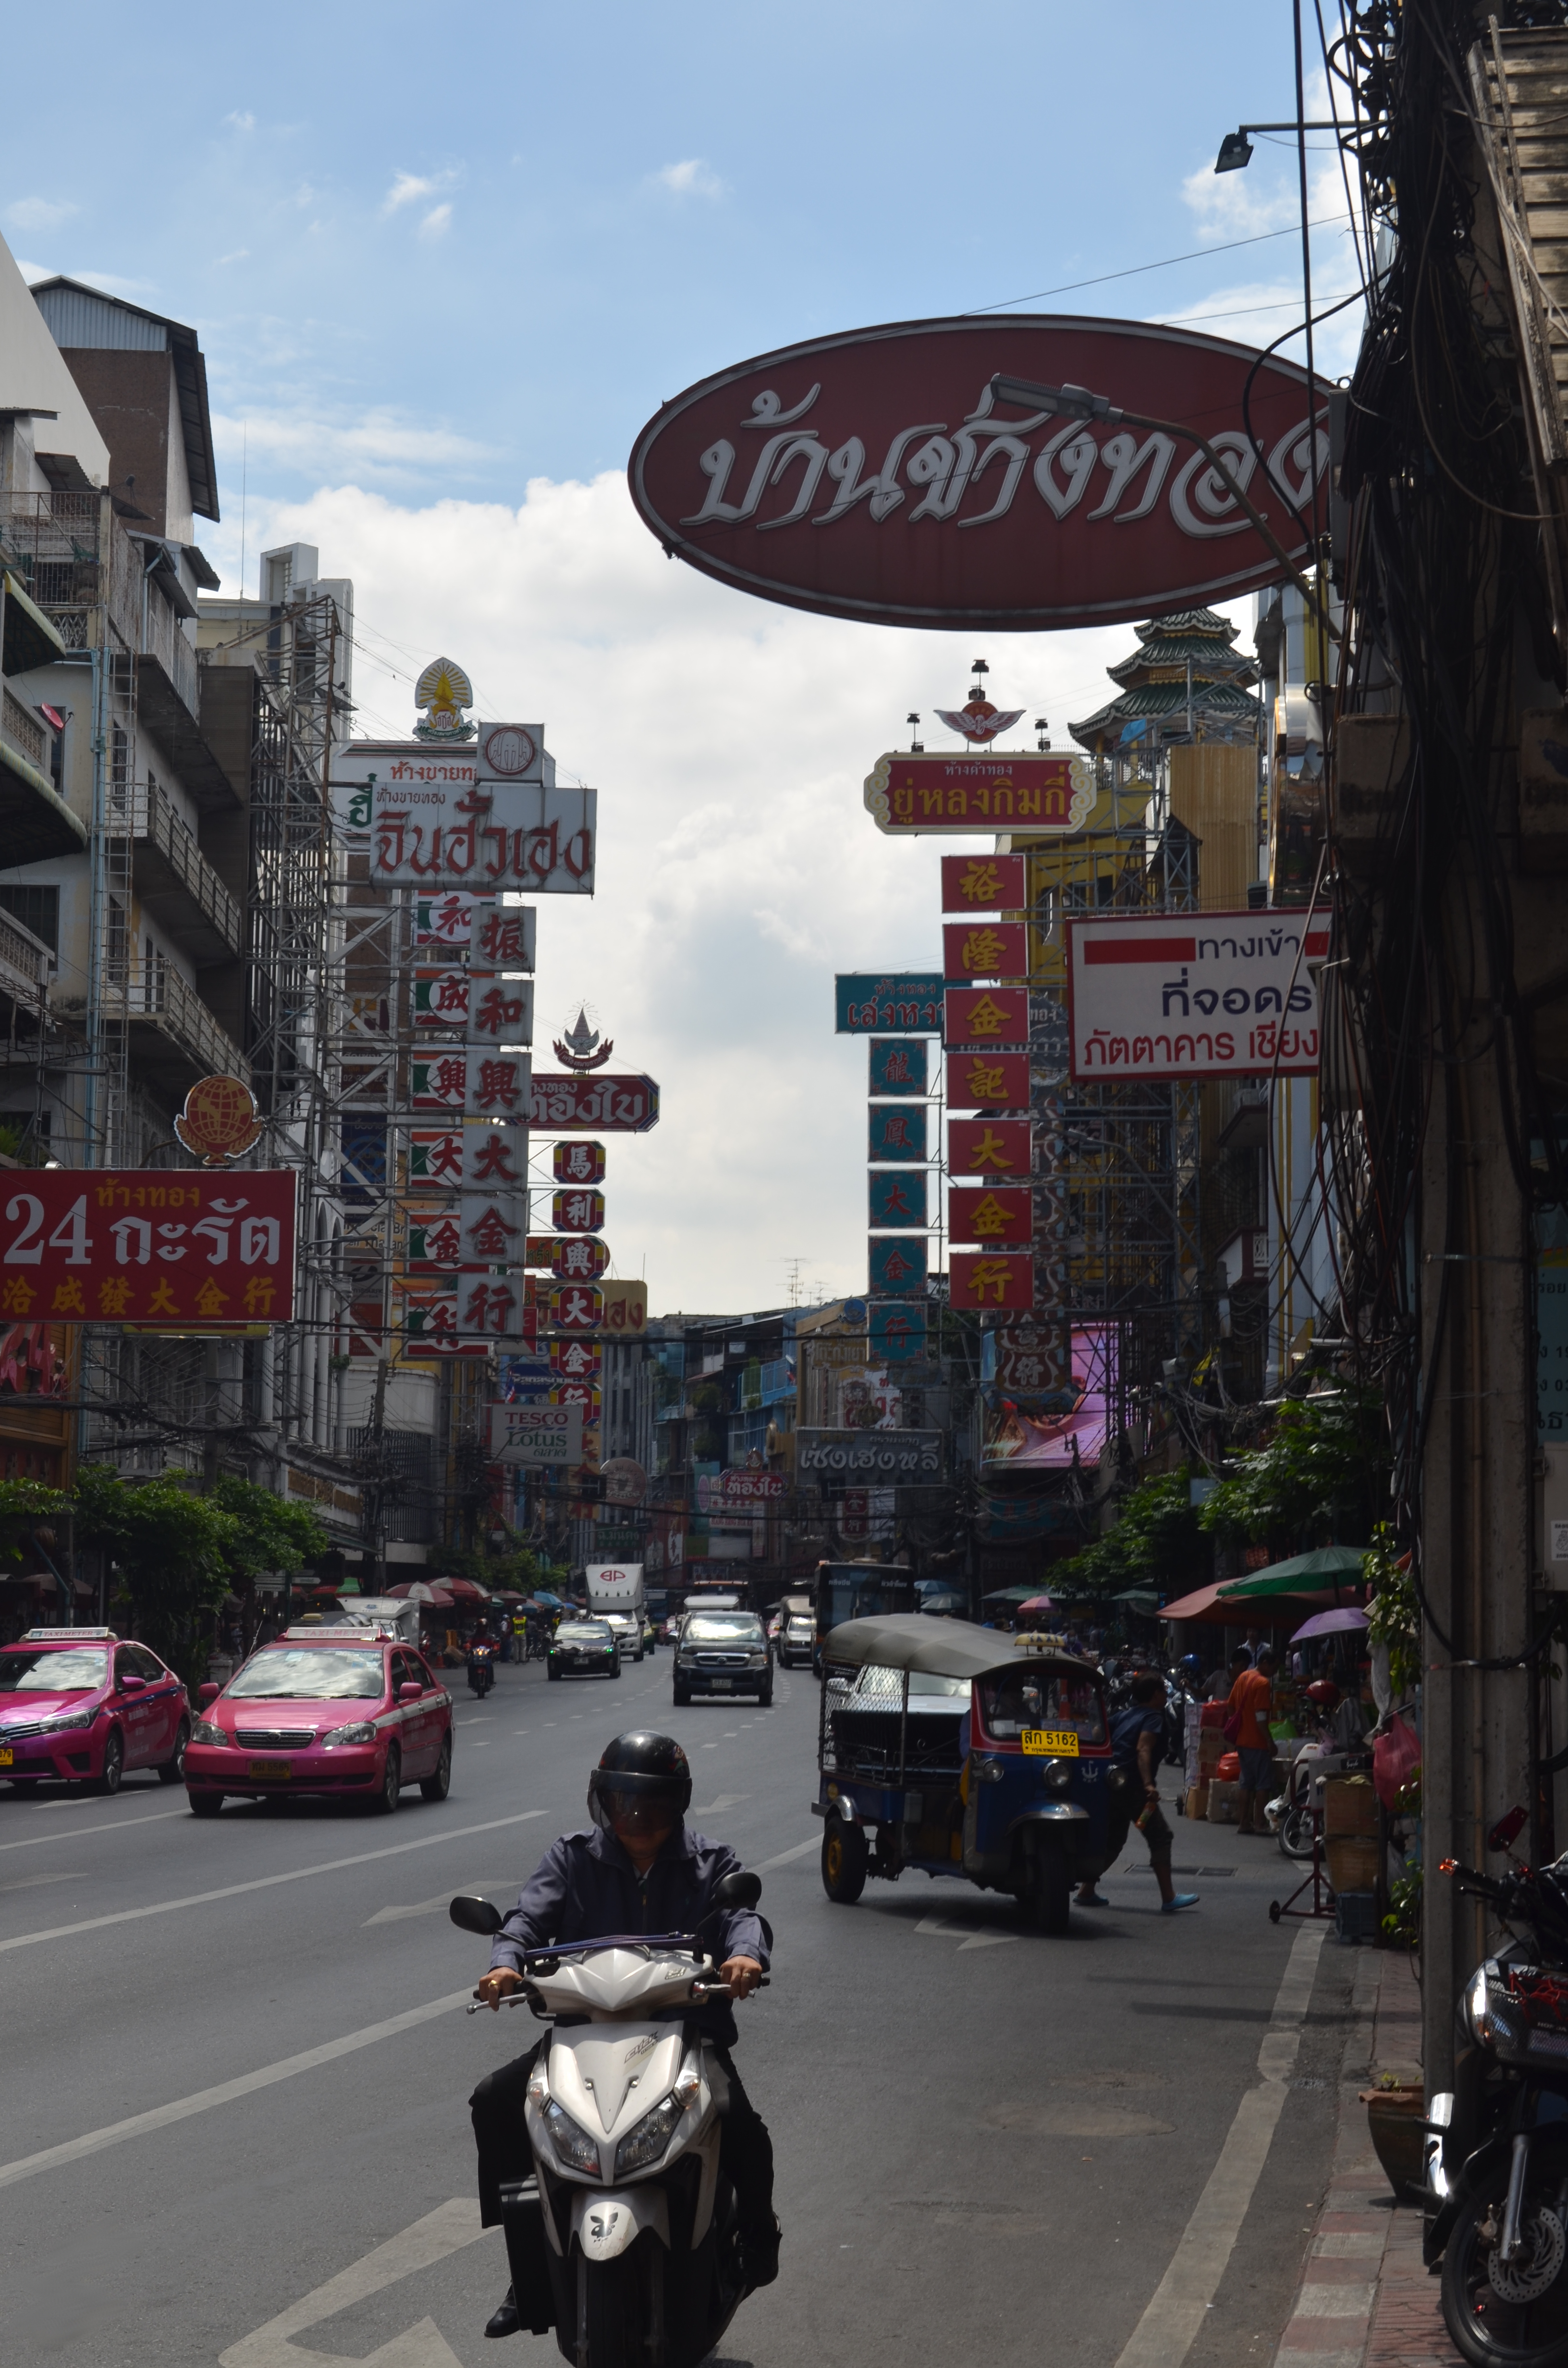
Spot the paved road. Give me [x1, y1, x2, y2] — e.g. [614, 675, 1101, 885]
[0, 1653, 1362, 2366]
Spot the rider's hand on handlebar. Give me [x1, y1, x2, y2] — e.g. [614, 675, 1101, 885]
[718, 1956, 764, 2000]
[474, 1969, 523, 2011]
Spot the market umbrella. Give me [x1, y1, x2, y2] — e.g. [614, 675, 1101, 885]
[919, 1590, 967, 1615]
[434, 1577, 490, 1602]
[386, 1579, 455, 1606]
[981, 1583, 1044, 1605]
[533, 1590, 567, 1609]
[1112, 1588, 1161, 1615]
[1018, 1592, 1056, 1613]
[1290, 1605, 1372, 1644]
[1217, 1545, 1369, 1601]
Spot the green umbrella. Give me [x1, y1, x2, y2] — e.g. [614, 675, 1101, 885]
[981, 1583, 1046, 1605]
[1112, 1588, 1162, 1614]
[1216, 1545, 1368, 1600]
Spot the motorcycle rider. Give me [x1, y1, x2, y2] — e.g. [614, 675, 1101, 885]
[468, 1729, 779, 2340]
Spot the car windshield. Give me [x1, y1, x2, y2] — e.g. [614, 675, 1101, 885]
[850, 1665, 971, 1703]
[225, 1648, 385, 1702]
[0, 1646, 110, 1693]
[557, 1623, 612, 1643]
[979, 1666, 1105, 1743]
[686, 1615, 763, 1644]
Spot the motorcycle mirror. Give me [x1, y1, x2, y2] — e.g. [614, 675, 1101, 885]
[449, 1895, 504, 1937]
[711, 1871, 762, 1913]
[1488, 1806, 1529, 1853]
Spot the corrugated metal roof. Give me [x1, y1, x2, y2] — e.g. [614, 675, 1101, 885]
[31, 283, 168, 352]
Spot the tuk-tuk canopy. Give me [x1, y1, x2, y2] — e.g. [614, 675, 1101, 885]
[823, 1612, 1096, 1684]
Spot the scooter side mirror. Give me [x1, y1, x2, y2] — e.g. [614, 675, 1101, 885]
[711, 1871, 762, 1914]
[449, 1895, 504, 1937]
[1488, 1806, 1528, 1853]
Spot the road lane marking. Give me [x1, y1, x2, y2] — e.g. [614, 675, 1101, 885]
[689, 1794, 751, 1816]
[0, 1871, 72, 1896]
[0, 1990, 476, 2192]
[364, 1878, 517, 1927]
[0, 1810, 549, 1956]
[0, 1809, 185, 1856]
[220, 2196, 487, 2367]
[1111, 1922, 1326, 2368]
[755, 1838, 819, 1873]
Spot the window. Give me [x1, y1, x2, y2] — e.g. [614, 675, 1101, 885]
[130, 1645, 165, 1682]
[106, 895, 127, 983]
[0, 1645, 108, 1692]
[225, 1647, 385, 1701]
[978, 1666, 1105, 1744]
[0, 887, 58, 952]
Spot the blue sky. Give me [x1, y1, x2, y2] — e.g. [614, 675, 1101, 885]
[5, 2, 1359, 1312]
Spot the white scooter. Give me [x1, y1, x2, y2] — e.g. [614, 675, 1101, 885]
[452, 1873, 767, 2368]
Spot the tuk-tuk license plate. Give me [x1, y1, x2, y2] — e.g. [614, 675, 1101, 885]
[248, 1758, 290, 1779]
[1021, 1728, 1079, 1756]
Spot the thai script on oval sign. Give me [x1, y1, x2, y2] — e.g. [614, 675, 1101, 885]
[1065, 913, 1328, 1083]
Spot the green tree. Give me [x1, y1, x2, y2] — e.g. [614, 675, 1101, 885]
[1055, 1467, 1207, 1601]
[72, 1464, 238, 1687]
[1197, 1388, 1388, 1553]
[207, 1476, 329, 1587]
[444, 1537, 542, 1594]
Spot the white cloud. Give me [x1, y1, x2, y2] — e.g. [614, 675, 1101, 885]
[17, 262, 154, 296]
[204, 470, 1202, 1312]
[215, 248, 250, 267]
[419, 203, 453, 241]
[654, 159, 724, 199]
[382, 168, 457, 218]
[6, 197, 78, 233]
[210, 406, 491, 481]
[223, 110, 256, 132]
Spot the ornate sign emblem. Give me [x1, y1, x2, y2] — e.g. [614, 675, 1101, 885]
[552, 1007, 613, 1071]
[174, 1073, 264, 1166]
[413, 657, 476, 741]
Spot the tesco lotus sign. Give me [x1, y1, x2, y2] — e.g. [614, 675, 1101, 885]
[628, 314, 1325, 631]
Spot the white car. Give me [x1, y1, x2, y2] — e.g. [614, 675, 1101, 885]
[600, 1610, 645, 1664]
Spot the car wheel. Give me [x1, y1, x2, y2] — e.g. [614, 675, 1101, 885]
[419, 1732, 452, 1803]
[758, 1686, 774, 1708]
[97, 1730, 123, 1798]
[611, 1663, 622, 1679]
[157, 1719, 190, 1784]
[187, 1788, 223, 1818]
[371, 1741, 402, 1815]
[822, 1816, 868, 1905]
[547, 1664, 561, 1682]
[673, 1682, 690, 1707]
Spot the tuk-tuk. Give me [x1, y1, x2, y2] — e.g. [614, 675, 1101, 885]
[811, 1613, 1113, 1934]
[811, 1561, 917, 1674]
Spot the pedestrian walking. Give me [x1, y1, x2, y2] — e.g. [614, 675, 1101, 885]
[1226, 1645, 1278, 1834]
[1076, 1671, 1198, 1914]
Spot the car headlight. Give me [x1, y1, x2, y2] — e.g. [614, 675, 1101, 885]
[1041, 1760, 1074, 1797]
[746, 1653, 767, 1667]
[321, 1720, 377, 1747]
[542, 2098, 601, 2177]
[189, 1716, 229, 1746]
[44, 1705, 98, 1732]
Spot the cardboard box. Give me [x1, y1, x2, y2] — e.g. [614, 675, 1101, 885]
[1197, 1730, 1226, 1772]
[1327, 1836, 1381, 1895]
[1186, 1783, 1210, 1821]
[1207, 1779, 1240, 1825]
[1324, 1777, 1379, 1838]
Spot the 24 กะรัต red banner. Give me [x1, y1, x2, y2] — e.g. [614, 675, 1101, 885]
[0, 1170, 297, 1328]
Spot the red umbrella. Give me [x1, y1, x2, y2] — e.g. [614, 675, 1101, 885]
[385, 1579, 456, 1607]
[435, 1577, 491, 1602]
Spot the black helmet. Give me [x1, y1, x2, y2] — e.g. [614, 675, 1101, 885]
[588, 1730, 692, 1829]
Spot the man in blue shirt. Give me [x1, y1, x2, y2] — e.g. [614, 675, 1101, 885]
[468, 1730, 778, 2338]
[1076, 1672, 1198, 1915]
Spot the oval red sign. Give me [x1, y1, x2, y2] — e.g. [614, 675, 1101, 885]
[629, 314, 1325, 631]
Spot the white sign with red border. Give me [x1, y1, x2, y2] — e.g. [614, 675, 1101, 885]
[1065, 910, 1327, 1081]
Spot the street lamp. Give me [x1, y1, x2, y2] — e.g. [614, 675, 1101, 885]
[987, 371, 1338, 642]
[1214, 120, 1337, 173]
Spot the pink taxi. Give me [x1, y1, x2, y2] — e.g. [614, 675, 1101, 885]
[184, 1624, 453, 1817]
[0, 1627, 189, 1794]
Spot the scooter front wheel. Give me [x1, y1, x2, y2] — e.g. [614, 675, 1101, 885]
[1441, 2149, 1568, 2366]
[578, 2250, 641, 2368]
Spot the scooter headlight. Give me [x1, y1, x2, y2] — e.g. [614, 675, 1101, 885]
[1466, 1965, 1492, 2045]
[614, 2092, 687, 2178]
[542, 2098, 602, 2178]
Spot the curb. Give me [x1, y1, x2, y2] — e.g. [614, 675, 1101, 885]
[1272, 1946, 1458, 2368]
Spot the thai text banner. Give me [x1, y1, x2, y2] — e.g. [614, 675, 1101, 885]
[834, 973, 944, 1035]
[370, 777, 595, 895]
[0, 1170, 297, 1327]
[796, 1428, 944, 1479]
[1065, 911, 1328, 1082]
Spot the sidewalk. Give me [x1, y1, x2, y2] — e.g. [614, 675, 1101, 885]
[1273, 1944, 1458, 2368]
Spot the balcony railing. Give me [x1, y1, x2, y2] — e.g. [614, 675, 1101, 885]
[110, 777, 241, 961]
[102, 961, 249, 1089]
[1, 690, 46, 770]
[0, 491, 199, 718]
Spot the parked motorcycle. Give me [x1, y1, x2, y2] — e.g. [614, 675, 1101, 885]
[1426, 1839, 1568, 2366]
[451, 1873, 769, 2368]
[467, 1640, 497, 1698]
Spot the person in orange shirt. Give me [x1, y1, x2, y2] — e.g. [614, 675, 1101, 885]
[1226, 1645, 1278, 1836]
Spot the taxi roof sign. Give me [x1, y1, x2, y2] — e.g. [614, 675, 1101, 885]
[280, 1623, 398, 1643]
[21, 1626, 118, 1641]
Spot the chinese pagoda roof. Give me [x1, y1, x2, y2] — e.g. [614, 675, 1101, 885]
[1068, 678, 1262, 748]
[1068, 605, 1260, 749]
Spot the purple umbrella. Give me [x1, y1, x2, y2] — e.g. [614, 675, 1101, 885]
[1290, 1606, 1371, 1644]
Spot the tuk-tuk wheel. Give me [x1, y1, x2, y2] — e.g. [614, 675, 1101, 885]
[1021, 1841, 1071, 1936]
[821, 1816, 869, 1905]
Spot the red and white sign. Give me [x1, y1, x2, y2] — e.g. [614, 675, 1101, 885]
[950, 1251, 1035, 1313]
[469, 900, 536, 971]
[530, 1074, 659, 1133]
[412, 1050, 531, 1117]
[600, 1281, 647, 1336]
[946, 1050, 1030, 1111]
[552, 1189, 605, 1234]
[552, 1236, 610, 1282]
[553, 1140, 606, 1184]
[476, 724, 544, 782]
[551, 1337, 602, 1380]
[1065, 911, 1326, 1081]
[408, 1126, 528, 1192]
[550, 1283, 603, 1334]
[0, 1170, 296, 1329]
[629, 316, 1325, 630]
[942, 921, 1028, 981]
[943, 986, 1027, 1048]
[870, 752, 1092, 838]
[941, 853, 1026, 913]
[948, 1186, 1031, 1246]
[371, 773, 595, 894]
